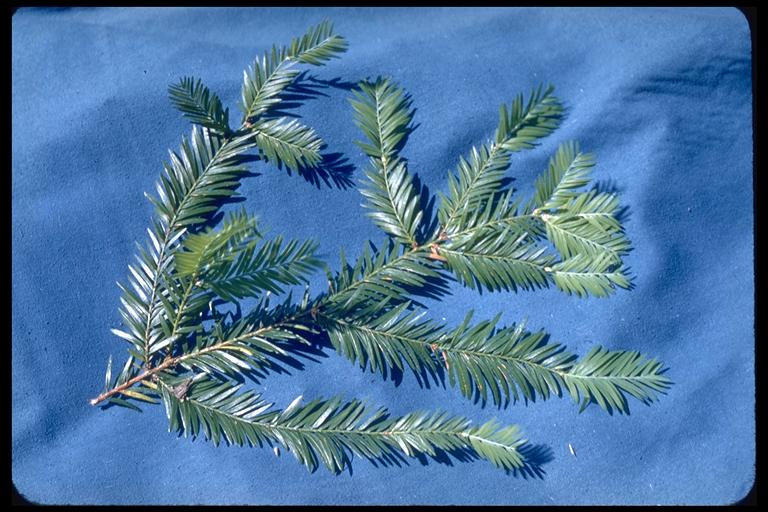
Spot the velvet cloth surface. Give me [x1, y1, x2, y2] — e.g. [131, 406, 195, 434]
[12, 7, 753, 505]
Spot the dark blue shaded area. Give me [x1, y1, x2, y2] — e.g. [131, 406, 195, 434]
[12, 7, 753, 505]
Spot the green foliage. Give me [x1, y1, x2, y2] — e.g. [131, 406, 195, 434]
[439, 143, 513, 233]
[561, 189, 624, 232]
[320, 305, 670, 411]
[440, 228, 554, 293]
[350, 78, 423, 245]
[112, 127, 256, 368]
[240, 44, 298, 121]
[359, 159, 423, 245]
[532, 141, 595, 211]
[288, 20, 349, 65]
[565, 346, 671, 414]
[175, 315, 292, 379]
[168, 77, 231, 135]
[150, 129, 257, 230]
[323, 240, 446, 313]
[544, 211, 629, 262]
[175, 208, 261, 279]
[251, 117, 324, 171]
[240, 20, 347, 122]
[549, 253, 631, 298]
[94, 22, 671, 477]
[158, 376, 527, 473]
[319, 301, 443, 383]
[434, 140, 633, 296]
[439, 84, 563, 232]
[350, 78, 412, 161]
[495, 84, 564, 151]
[204, 235, 322, 302]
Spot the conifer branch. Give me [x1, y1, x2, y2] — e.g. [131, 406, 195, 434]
[318, 304, 669, 412]
[156, 377, 528, 473]
[115, 21, 345, 373]
[240, 20, 347, 123]
[168, 77, 231, 135]
[438, 84, 563, 233]
[94, 23, 670, 476]
[350, 78, 423, 246]
[93, 310, 308, 406]
[250, 117, 324, 171]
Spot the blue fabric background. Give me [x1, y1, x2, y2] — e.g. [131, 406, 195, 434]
[12, 7, 754, 505]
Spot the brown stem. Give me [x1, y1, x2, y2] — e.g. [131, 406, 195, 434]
[89, 358, 174, 406]
[428, 243, 448, 262]
[90, 312, 308, 406]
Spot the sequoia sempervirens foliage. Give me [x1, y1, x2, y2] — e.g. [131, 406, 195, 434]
[91, 20, 671, 475]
